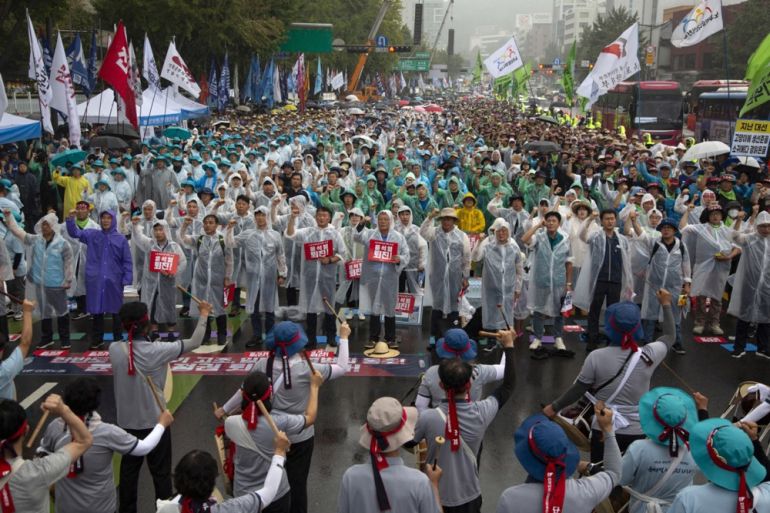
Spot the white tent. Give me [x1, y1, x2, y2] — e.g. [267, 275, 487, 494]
[0, 113, 41, 144]
[77, 89, 182, 126]
[164, 88, 209, 119]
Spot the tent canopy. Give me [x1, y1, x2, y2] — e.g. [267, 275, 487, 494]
[164, 88, 209, 119]
[77, 89, 182, 126]
[0, 113, 41, 144]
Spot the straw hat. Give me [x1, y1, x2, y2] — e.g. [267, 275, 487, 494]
[364, 341, 400, 359]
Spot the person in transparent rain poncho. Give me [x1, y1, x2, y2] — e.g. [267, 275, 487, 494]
[165, 198, 204, 318]
[334, 208, 366, 321]
[624, 208, 664, 304]
[272, 195, 317, 310]
[61, 200, 98, 319]
[218, 195, 256, 317]
[394, 206, 427, 295]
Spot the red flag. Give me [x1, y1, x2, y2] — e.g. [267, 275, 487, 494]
[98, 21, 138, 129]
[199, 72, 209, 103]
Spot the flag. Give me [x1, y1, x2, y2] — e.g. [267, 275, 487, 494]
[161, 40, 200, 97]
[483, 37, 524, 78]
[251, 55, 262, 101]
[207, 59, 218, 108]
[66, 33, 90, 94]
[314, 57, 323, 96]
[242, 57, 254, 102]
[218, 53, 230, 111]
[27, 12, 53, 134]
[562, 41, 576, 104]
[472, 50, 483, 84]
[273, 63, 282, 104]
[41, 35, 53, 76]
[87, 30, 98, 94]
[671, 0, 723, 48]
[745, 33, 770, 82]
[143, 34, 161, 90]
[199, 72, 209, 103]
[128, 41, 142, 106]
[400, 71, 407, 90]
[576, 23, 640, 108]
[296, 54, 305, 108]
[99, 20, 138, 129]
[331, 72, 344, 91]
[263, 59, 274, 107]
[50, 32, 81, 147]
[0, 74, 7, 121]
[740, 65, 770, 116]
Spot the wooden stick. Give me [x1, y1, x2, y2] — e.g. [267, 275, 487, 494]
[145, 376, 165, 411]
[302, 351, 316, 374]
[26, 411, 50, 449]
[0, 289, 23, 305]
[478, 330, 502, 339]
[433, 436, 445, 469]
[661, 361, 697, 395]
[256, 400, 280, 436]
[496, 304, 512, 330]
[176, 285, 202, 305]
[322, 296, 346, 324]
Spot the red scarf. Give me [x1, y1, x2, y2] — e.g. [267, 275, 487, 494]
[609, 316, 640, 352]
[214, 426, 234, 482]
[267, 332, 302, 390]
[445, 384, 470, 452]
[528, 425, 567, 513]
[241, 386, 272, 430]
[180, 496, 216, 513]
[123, 314, 149, 375]
[366, 409, 408, 511]
[67, 415, 88, 478]
[0, 421, 28, 513]
[706, 427, 754, 513]
[653, 396, 689, 457]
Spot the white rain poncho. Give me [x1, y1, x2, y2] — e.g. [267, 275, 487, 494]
[180, 228, 233, 317]
[335, 212, 366, 304]
[394, 207, 428, 294]
[131, 200, 159, 288]
[253, 177, 280, 210]
[286, 222, 345, 315]
[473, 220, 524, 329]
[131, 220, 188, 324]
[89, 188, 119, 221]
[23, 213, 74, 319]
[638, 235, 691, 322]
[572, 229, 634, 311]
[273, 195, 316, 289]
[167, 198, 204, 289]
[727, 212, 770, 323]
[224, 207, 287, 314]
[681, 221, 737, 299]
[526, 229, 572, 317]
[219, 211, 256, 287]
[419, 216, 471, 313]
[61, 216, 98, 297]
[627, 226, 661, 301]
[354, 211, 410, 317]
[567, 216, 598, 272]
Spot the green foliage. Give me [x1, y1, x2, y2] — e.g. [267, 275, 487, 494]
[577, 6, 646, 65]
[725, 0, 770, 77]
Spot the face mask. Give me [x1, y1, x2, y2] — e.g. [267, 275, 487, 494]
[728, 209, 739, 218]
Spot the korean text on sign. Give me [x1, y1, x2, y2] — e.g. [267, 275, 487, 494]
[731, 119, 770, 158]
[395, 293, 416, 314]
[345, 259, 362, 280]
[368, 240, 398, 263]
[304, 240, 333, 260]
[149, 251, 180, 274]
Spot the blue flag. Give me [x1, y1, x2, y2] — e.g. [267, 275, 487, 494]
[314, 57, 322, 96]
[218, 53, 230, 111]
[41, 36, 53, 75]
[66, 33, 91, 94]
[251, 56, 261, 103]
[263, 59, 274, 108]
[208, 59, 218, 108]
[242, 57, 254, 102]
[87, 30, 98, 94]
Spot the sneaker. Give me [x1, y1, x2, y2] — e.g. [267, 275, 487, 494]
[756, 349, 770, 360]
[179, 308, 190, 318]
[692, 324, 704, 335]
[345, 309, 354, 320]
[364, 340, 376, 350]
[554, 337, 566, 351]
[60, 340, 71, 350]
[731, 349, 746, 359]
[38, 340, 55, 349]
[672, 343, 686, 355]
[708, 324, 724, 336]
[358, 313, 366, 321]
[529, 338, 542, 350]
[70, 311, 89, 320]
[89, 341, 105, 350]
[387, 340, 399, 349]
[245, 337, 261, 348]
[12, 311, 22, 321]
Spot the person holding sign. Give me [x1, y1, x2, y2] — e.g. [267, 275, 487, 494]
[335, 208, 366, 320]
[286, 206, 344, 348]
[395, 206, 428, 294]
[131, 218, 187, 340]
[272, 195, 317, 308]
[354, 210, 409, 349]
[225, 206, 287, 348]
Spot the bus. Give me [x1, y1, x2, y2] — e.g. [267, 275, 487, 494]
[695, 89, 770, 143]
[592, 81, 683, 145]
[684, 80, 749, 134]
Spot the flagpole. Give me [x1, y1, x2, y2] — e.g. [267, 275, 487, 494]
[722, 22, 733, 132]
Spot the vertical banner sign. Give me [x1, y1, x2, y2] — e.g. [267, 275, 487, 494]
[223, 283, 236, 307]
[304, 240, 333, 260]
[345, 259, 362, 280]
[149, 251, 180, 274]
[468, 234, 482, 253]
[395, 294, 416, 314]
[731, 119, 770, 157]
[368, 240, 398, 263]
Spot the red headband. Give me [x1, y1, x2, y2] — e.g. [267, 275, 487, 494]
[652, 395, 689, 457]
[528, 425, 567, 513]
[123, 313, 149, 375]
[366, 409, 408, 512]
[445, 382, 470, 453]
[609, 315, 639, 352]
[442, 340, 471, 355]
[0, 420, 27, 513]
[706, 427, 753, 513]
[241, 386, 273, 431]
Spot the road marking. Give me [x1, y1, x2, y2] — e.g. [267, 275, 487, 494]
[19, 382, 57, 409]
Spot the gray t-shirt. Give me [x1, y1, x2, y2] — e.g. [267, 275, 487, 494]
[413, 397, 500, 507]
[157, 493, 264, 513]
[109, 338, 184, 429]
[253, 354, 332, 443]
[225, 412, 305, 499]
[39, 416, 137, 513]
[9, 448, 71, 513]
[337, 457, 441, 513]
[620, 439, 696, 513]
[417, 363, 501, 408]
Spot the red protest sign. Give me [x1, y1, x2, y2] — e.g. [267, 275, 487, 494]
[223, 284, 236, 307]
[468, 234, 482, 253]
[345, 259, 362, 280]
[368, 240, 398, 263]
[395, 293, 416, 314]
[149, 251, 180, 274]
[304, 240, 333, 260]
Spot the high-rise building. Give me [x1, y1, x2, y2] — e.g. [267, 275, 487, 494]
[553, 0, 609, 53]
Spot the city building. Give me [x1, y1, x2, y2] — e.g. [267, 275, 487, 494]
[552, 0, 608, 54]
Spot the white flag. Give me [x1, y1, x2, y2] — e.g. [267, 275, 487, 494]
[577, 23, 640, 107]
[129, 40, 143, 106]
[273, 66, 282, 103]
[49, 32, 81, 148]
[671, 0, 723, 48]
[160, 40, 200, 97]
[26, 12, 53, 134]
[483, 37, 524, 78]
[143, 34, 161, 90]
[331, 72, 344, 91]
[0, 74, 7, 122]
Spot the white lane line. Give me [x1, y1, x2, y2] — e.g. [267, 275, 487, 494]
[19, 382, 58, 410]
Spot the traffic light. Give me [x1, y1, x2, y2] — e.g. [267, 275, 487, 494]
[388, 45, 412, 53]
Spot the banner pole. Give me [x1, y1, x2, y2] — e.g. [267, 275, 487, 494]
[722, 21, 734, 132]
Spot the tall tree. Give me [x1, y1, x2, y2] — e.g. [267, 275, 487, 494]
[577, 7, 646, 65]
[725, 0, 770, 77]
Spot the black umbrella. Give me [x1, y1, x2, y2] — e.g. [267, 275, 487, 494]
[88, 135, 129, 150]
[100, 124, 140, 140]
[536, 115, 559, 125]
[524, 141, 561, 153]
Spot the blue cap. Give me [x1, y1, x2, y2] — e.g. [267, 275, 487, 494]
[264, 321, 308, 357]
[604, 302, 644, 347]
[639, 387, 697, 452]
[198, 187, 214, 197]
[514, 414, 580, 481]
[436, 329, 477, 361]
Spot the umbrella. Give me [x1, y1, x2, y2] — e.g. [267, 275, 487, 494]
[352, 135, 377, 147]
[524, 141, 561, 153]
[414, 106, 427, 113]
[163, 126, 192, 140]
[400, 105, 414, 110]
[682, 141, 731, 162]
[398, 99, 409, 106]
[536, 115, 559, 125]
[345, 94, 360, 102]
[100, 124, 140, 140]
[347, 108, 365, 115]
[50, 149, 88, 168]
[424, 104, 443, 113]
[88, 136, 129, 151]
[236, 105, 252, 113]
[736, 156, 760, 169]
[283, 104, 298, 112]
